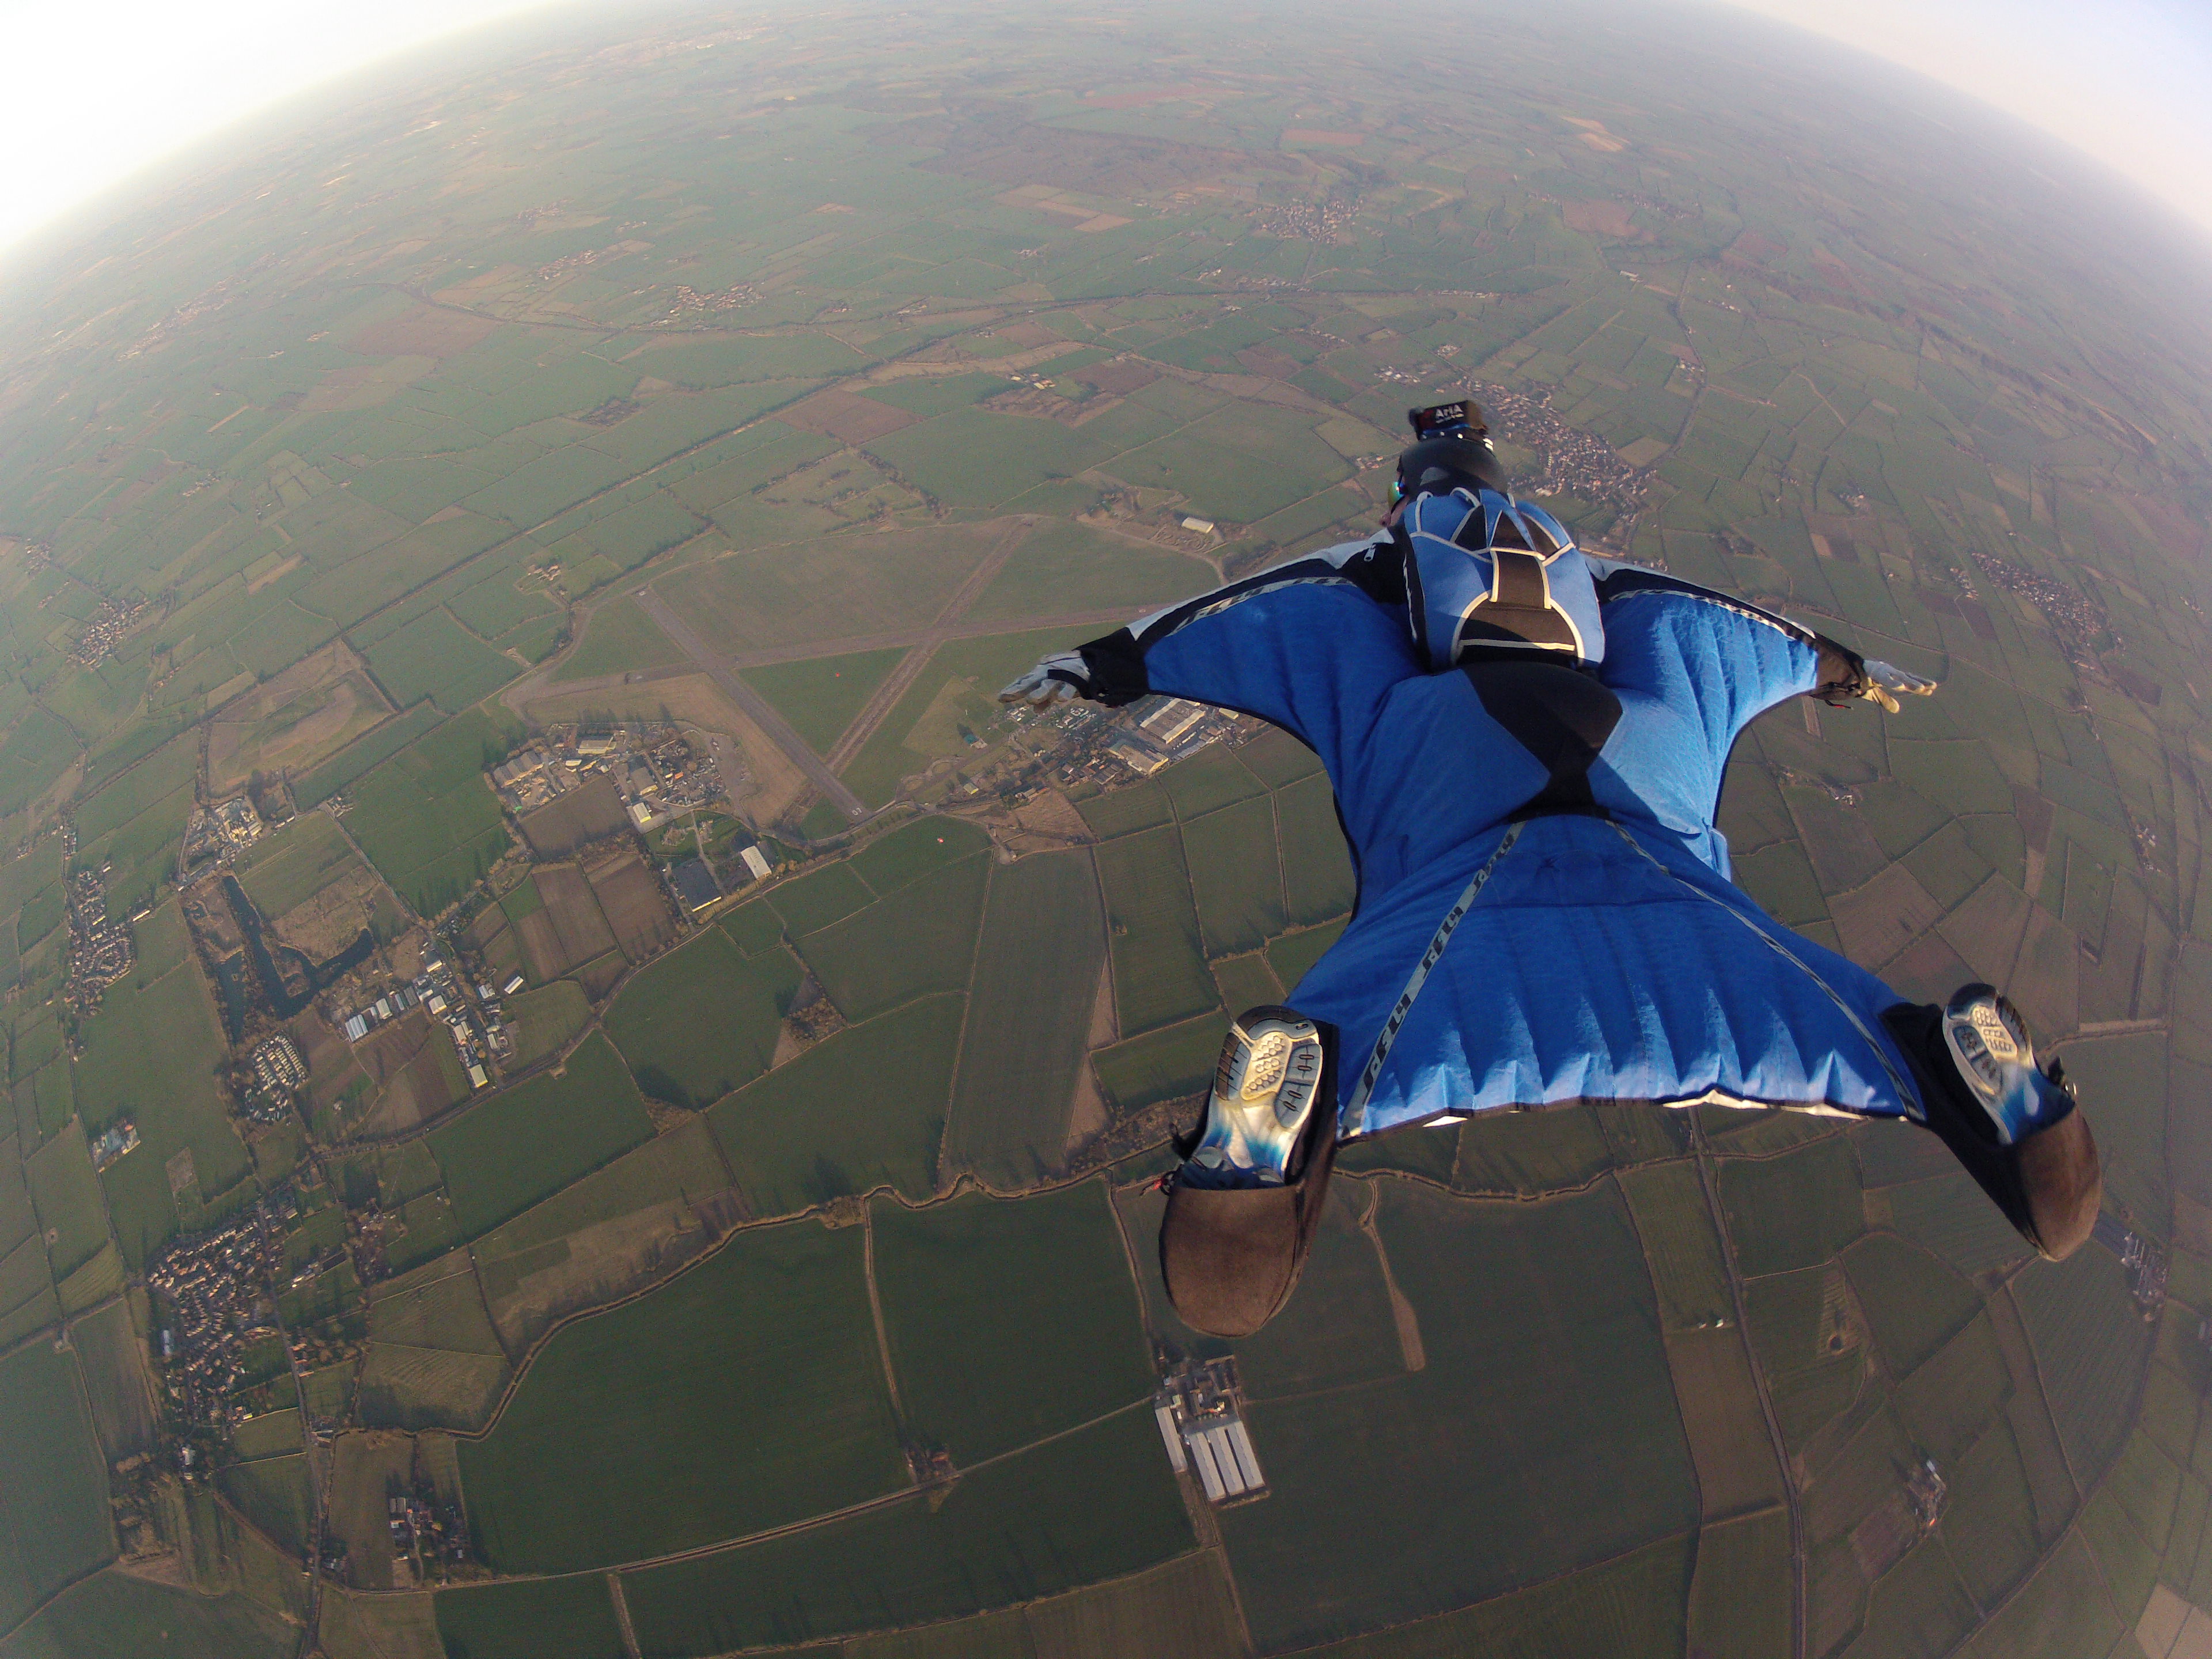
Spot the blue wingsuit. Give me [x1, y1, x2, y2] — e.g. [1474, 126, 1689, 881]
[1082, 490, 1929, 1141]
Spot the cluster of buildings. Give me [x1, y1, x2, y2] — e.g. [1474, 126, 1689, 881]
[338, 944, 509, 1089]
[63, 862, 135, 1013]
[532, 236, 653, 286]
[1153, 1354, 1269, 1507]
[1464, 380, 1656, 516]
[2098, 1214, 2169, 1314]
[664, 281, 763, 317]
[1105, 696, 1237, 778]
[180, 794, 266, 874]
[67, 595, 153, 669]
[929, 687, 1254, 806]
[1906, 1457, 1948, 1529]
[244, 1035, 306, 1123]
[386, 1487, 470, 1586]
[490, 724, 725, 831]
[1971, 550, 2106, 667]
[90, 1117, 140, 1172]
[1255, 196, 1358, 240]
[147, 1187, 300, 1427]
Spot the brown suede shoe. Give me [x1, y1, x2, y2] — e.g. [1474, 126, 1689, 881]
[1159, 1015, 1338, 1338]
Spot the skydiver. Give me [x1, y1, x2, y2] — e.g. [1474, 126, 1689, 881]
[1002, 402, 2100, 1338]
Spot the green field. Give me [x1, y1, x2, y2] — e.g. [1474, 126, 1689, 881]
[743, 646, 910, 753]
[605, 927, 801, 1107]
[236, 810, 362, 918]
[848, 816, 993, 895]
[1453, 1103, 1615, 1199]
[965, 518, 1212, 623]
[291, 702, 444, 809]
[708, 994, 962, 1215]
[24, 1123, 111, 1281]
[502, 979, 593, 1069]
[2014, 1246, 2153, 1479]
[0, 1342, 115, 1628]
[943, 849, 1108, 1187]
[766, 861, 874, 934]
[427, 1034, 656, 1237]
[360, 606, 522, 713]
[472, 1119, 738, 1348]
[433, 1574, 628, 1659]
[73, 941, 250, 1270]
[459, 1217, 902, 1572]
[1181, 794, 1286, 956]
[1618, 1161, 1732, 1331]
[1092, 1016, 1224, 1116]
[1221, 1181, 1697, 1650]
[620, 1408, 1193, 1654]
[1715, 1136, 1865, 1277]
[872, 1181, 1153, 1464]
[2, 1569, 294, 1659]
[793, 853, 990, 1021]
[1094, 827, 1218, 1036]
[221, 1453, 314, 1554]
[1840, 1232, 1983, 1376]
[1274, 772, 1357, 926]
[344, 711, 514, 916]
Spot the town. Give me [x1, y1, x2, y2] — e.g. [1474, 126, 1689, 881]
[1464, 379, 1658, 519]
[1972, 548, 2108, 668]
[61, 850, 135, 1014]
[146, 1187, 301, 1434]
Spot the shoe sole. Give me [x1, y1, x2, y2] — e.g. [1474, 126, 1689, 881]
[1196, 1011, 1323, 1183]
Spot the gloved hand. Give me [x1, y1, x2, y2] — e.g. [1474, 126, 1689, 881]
[1858, 660, 1938, 714]
[998, 651, 1093, 707]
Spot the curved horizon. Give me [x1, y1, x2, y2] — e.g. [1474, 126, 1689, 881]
[1, 0, 2210, 262]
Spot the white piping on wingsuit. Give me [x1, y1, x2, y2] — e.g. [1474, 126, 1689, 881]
[1604, 821, 1922, 1119]
[1600, 582, 1815, 647]
[1342, 822, 1525, 1137]
[1125, 540, 1386, 645]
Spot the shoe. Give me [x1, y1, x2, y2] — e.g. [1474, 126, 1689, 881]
[1941, 986, 2069, 1145]
[1885, 986, 2101, 1262]
[1160, 1009, 1338, 1338]
[1185, 1009, 1327, 1186]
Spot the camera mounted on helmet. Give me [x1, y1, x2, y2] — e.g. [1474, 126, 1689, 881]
[1392, 401, 1504, 505]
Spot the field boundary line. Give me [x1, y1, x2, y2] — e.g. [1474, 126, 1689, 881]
[1687, 1112, 1805, 1659]
[1264, 1528, 1702, 1658]
[428, 1396, 1158, 1591]
[414, 1145, 1177, 1458]
[860, 1202, 904, 1421]
[607, 1570, 643, 1659]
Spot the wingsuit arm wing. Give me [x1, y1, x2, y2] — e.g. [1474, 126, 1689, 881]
[999, 537, 1425, 767]
[1589, 560, 1936, 725]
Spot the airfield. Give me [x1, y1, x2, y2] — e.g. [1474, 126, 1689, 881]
[0, 2, 2209, 1657]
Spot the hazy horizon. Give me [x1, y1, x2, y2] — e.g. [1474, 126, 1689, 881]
[2, 0, 2210, 266]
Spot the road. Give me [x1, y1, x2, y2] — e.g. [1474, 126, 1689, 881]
[633, 590, 869, 820]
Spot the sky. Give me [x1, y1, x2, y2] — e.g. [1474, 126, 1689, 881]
[0, 0, 2209, 252]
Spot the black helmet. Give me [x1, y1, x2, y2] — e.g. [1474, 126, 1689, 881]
[1393, 400, 1504, 502]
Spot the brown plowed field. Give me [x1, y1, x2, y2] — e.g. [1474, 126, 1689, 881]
[518, 774, 629, 858]
[585, 849, 678, 961]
